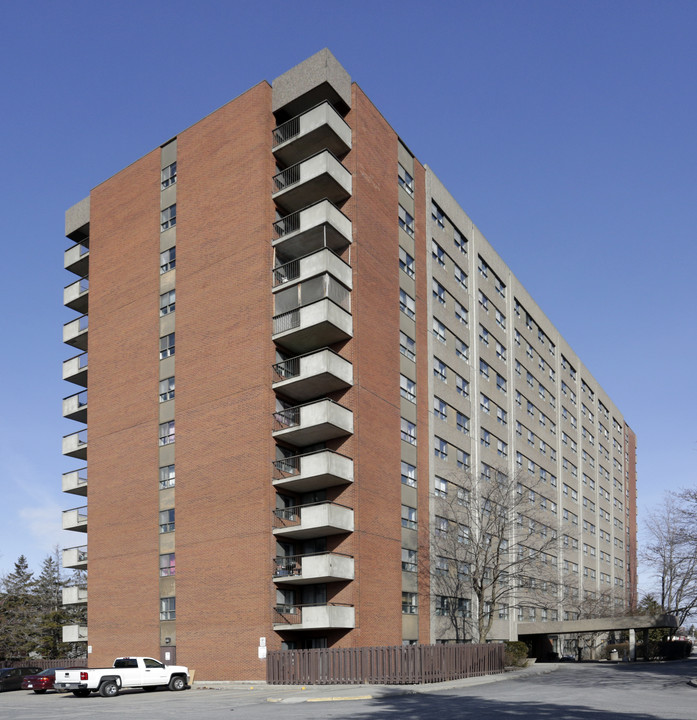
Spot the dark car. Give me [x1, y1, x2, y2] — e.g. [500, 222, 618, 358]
[0, 667, 43, 692]
[21, 668, 67, 693]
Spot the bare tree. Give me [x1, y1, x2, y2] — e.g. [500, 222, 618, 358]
[427, 466, 565, 643]
[641, 493, 697, 629]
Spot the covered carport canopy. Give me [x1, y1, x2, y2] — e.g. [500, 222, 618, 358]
[516, 613, 677, 638]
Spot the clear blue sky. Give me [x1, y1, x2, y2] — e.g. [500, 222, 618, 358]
[1, 0, 695, 600]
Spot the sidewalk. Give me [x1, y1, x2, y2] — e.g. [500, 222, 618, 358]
[192, 663, 559, 704]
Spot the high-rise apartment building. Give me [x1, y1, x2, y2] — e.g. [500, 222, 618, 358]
[60, 50, 637, 679]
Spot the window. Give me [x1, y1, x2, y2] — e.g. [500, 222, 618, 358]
[456, 374, 469, 397]
[456, 339, 469, 361]
[398, 163, 414, 195]
[160, 596, 176, 621]
[159, 464, 175, 489]
[481, 429, 491, 448]
[434, 358, 447, 381]
[433, 318, 446, 343]
[479, 359, 490, 379]
[479, 324, 490, 346]
[161, 161, 177, 189]
[497, 406, 507, 424]
[159, 553, 175, 576]
[160, 246, 176, 273]
[402, 592, 418, 614]
[159, 509, 175, 533]
[495, 309, 506, 330]
[496, 341, 506, 361]
[159, 376, 175, 402]
[434, 397, 447, 420]
[402, 548, 417, 572]
[161, 203, 176, 231]
[432, 240, 446, 267]
[480, 393, 490, 413]
[399, 205, 415, 236]
[434, 436, 448, 459]
[400, 374, 416, 402]
[401, 461, 417, 487]
[399, 289, 416, 319]
[401, 505, 417, 530]
[401, 418, 416, 445]
[456, 448, 470, 469]
[160, 332, 175, 359]
[399, 247, 415, 278]
[435, 476, 448, 498]
[159, 421, 175, 446]
[435, 515, 449, 536]
[496, 374, 506, 393]
[159, 289, 176, 316]
[456, 412, 469, 434]
[432, 280, 446, 305]
[497, 439, 508, 457]
[400, 331, 416, 361]
[478, 290, 489, 312]
[436, 596, 471, 617]
[454, 264, 467, 289]
[431, 201, 445, 227]
[454, 301, 468, 325]
[453, 227, 467, 254]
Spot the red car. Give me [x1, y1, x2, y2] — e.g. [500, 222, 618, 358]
[21, 668, 79, 694]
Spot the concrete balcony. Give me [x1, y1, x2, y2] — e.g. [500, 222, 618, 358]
[272, 399, 353, 446]
[272, 101, 351, 167]
[273, 248, 352, 291]
[272, 150, 351, 214]
[62, 624, 88, 642]
[63, 352, 88, 387]
[64, 277, 89, 314]
[64, 241, 89, 277]
[273, 603, 355, 631]
[273, 298, 352, 354]
[273, 450, 354, 492]
[273, 552, 354, 585]
[273, 200, 352, 264]
[273, 348, 353, 402]
[273, 502, 354, 540]
[62, 585, 87, 605]
[62, 467, 87, 496]
[62, 545, 87, 570]
[63, 314, 88, 351]
[63, 390, 87, 423]
[63, 505, 87, 532]
[63, 429, 87, 460]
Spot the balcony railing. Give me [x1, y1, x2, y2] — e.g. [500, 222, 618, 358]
[272, 348, 353, 402]
[63, 505, 88, 532]
[273, 248, 352, 290]
[273, 501, 354, 539]
[64, 241, 89, 277]
[273, 551, 354, 584]
[272, 449, 353, 492]
[63, 429, 87, 459]
[64, 277, 89, 313]
[272, 603, 355, 630]
[63, 314, 89, 351]
[62, 545, 87, 569]
[272, 151, 352, 213]
[272, 298, 352, 355]
[272, 399, 353, 446]
[63, 352, 88, 386]
[63, 390, 88, 423]
[62, 467, 88, 496]
[272, 102, 352, 167]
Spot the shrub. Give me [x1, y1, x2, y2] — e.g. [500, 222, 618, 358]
[504, 640, 529, 667]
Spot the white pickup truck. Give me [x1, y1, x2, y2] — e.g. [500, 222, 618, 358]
[54, 656, 190, 697]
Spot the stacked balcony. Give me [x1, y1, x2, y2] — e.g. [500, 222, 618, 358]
[271, 84, 355, 635]
[62, 202, 90, 640]
[273, 603, 355, 632]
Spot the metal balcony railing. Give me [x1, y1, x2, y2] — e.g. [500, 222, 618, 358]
[273, 163, 301, 192]
[273, 551, 353, 578]
[273, 209, 302, 239]
[272, 602, 354, 626]
[273, 258, 300, 287]
[272, 116, 301, 147]
[273, 309, 301, 335]
[272, 501, 353, 530]
[273, 406, 301, 431]
[272, 356, 300, 382]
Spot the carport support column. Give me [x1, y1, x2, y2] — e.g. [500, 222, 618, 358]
[629, 628, 636, 661]
[643, 628, 649, 660]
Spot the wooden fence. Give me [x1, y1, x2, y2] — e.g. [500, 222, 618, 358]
[267, 643, 505, 685]
[0, 658, 87, 669]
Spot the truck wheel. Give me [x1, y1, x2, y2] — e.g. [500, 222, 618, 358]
[72, 689, 91, 697]
[168, 675, 186, 691]
[99, 681, 119, 697]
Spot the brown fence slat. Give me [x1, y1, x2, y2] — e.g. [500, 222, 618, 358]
[266, 643, 505, 685]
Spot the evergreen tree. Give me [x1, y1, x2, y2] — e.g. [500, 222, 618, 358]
[0, 555, 38, 659]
